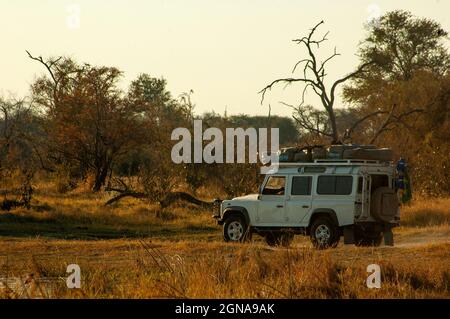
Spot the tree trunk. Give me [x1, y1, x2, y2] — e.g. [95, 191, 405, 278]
[93, 165, 109, 192]
[327, 108, 339, 143]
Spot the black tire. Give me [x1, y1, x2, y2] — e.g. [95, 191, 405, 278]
[354, 228, 383, 247]
[265, 232, 294, 247]
[223, 215, 251, 243]
[310, 217, 340, 249]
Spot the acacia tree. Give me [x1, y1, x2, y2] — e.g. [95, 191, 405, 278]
[260, 21, 374, 143]
[0, 97, 41, 172]
[0, 98, 31, 163]
[28, 52, 144, 191]
[347, 10, 448, 88]
[105, 75, 201, 205]
[343, 10, 449, 144]
[0, 97, 37, 208]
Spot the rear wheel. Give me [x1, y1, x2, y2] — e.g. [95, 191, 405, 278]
[354, 228, 383, 247]
[310, 217, 340, 249]
[223, 215, 251, 242]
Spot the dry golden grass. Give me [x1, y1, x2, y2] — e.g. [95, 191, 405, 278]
[0, 183, 449, 299]
[0, 239, 449, 299]
[401, 197, 450, 227]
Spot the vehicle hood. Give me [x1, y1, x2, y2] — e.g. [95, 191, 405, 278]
[231, 194, 259, 201]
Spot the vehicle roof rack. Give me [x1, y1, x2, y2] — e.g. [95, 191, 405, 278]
[275, 159, 392, 167]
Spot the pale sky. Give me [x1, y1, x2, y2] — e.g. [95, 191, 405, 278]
[0, 0, 448, 117]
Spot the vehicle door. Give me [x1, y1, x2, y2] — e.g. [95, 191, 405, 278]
[257, 175, 287, 225]
[285, 175, 313, 226]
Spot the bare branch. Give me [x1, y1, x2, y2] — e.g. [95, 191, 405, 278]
[292, 59, 310, 74]
[288, 104, 334, 138]
[369, 106, 425, 143]
[259, 77, 316, 104]
[300, 83, 313, 106]
[310, 31, 330, 47]
[26, 50, 60, 85]
[329, 61, 375, 106]
[293, 20, 324, 44]
[345, 109, 389, 138]
[392, 108, 424, 121]
[260, 20, 349, 142]
[369, 104, 396, 144]
[293, 113, 334, 137]
[278, 101, 298, 110]
[318, 47, 340, 76]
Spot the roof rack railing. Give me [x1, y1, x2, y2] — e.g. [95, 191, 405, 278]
[273, 159, 392, 166]
[313, 159, 383, 164]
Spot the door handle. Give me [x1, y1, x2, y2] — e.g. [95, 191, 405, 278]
[276, 205, 284, 208]
[302, 205, 309, 208]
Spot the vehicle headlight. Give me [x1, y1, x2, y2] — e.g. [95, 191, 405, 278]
[213, 198, 223, 217]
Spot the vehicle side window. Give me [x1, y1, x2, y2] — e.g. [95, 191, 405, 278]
[317, 176, 335, 194]
[262, 176, 286, 195]
[336, 176, 353, 195]
[291, 176, 312, 195]
[317, 176, 353, 195]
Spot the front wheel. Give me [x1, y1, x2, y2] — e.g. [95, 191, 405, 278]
[223, 215, 251, 242]
[310, 217, 340, 249]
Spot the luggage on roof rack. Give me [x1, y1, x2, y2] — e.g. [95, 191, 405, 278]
[278, 147, 304, 162]
[278, 146, 313, 162]
[312, 147, 327, 160]
[343, 148, 393, 161]
[277, 144, 393, 163]
[327, 144, 376, 159]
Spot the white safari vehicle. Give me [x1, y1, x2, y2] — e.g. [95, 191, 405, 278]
[213, 159, 400, 248]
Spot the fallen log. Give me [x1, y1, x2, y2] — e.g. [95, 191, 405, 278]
[159, 192, 214, 208]
[104, 187, 215, 208]
[104, 191, 148, 206]
[0, 199, 23, 211]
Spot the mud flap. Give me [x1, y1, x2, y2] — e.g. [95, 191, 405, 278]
[343, 226, 355, 245]
[383, 228, 394, 246]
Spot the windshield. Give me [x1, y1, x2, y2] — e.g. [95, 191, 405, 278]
[262, 176, 286, 195]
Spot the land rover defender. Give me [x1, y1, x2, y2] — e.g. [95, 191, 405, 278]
[213, 159, 400, 249]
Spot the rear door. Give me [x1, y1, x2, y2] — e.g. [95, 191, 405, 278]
[285, 175, 313, 226]
[355, 176, 363, 219]
[361, 174, 371, 219]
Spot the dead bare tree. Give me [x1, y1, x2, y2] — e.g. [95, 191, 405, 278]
[260, 21, 374, 143]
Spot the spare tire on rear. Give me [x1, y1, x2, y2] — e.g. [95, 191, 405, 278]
[370, 187, 399, 222]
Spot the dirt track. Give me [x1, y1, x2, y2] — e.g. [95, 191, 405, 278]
[0, 225, 449, 266]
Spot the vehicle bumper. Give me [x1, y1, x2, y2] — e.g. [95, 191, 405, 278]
[212, 199, 223, 225]
[213, 214, 224, 225]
